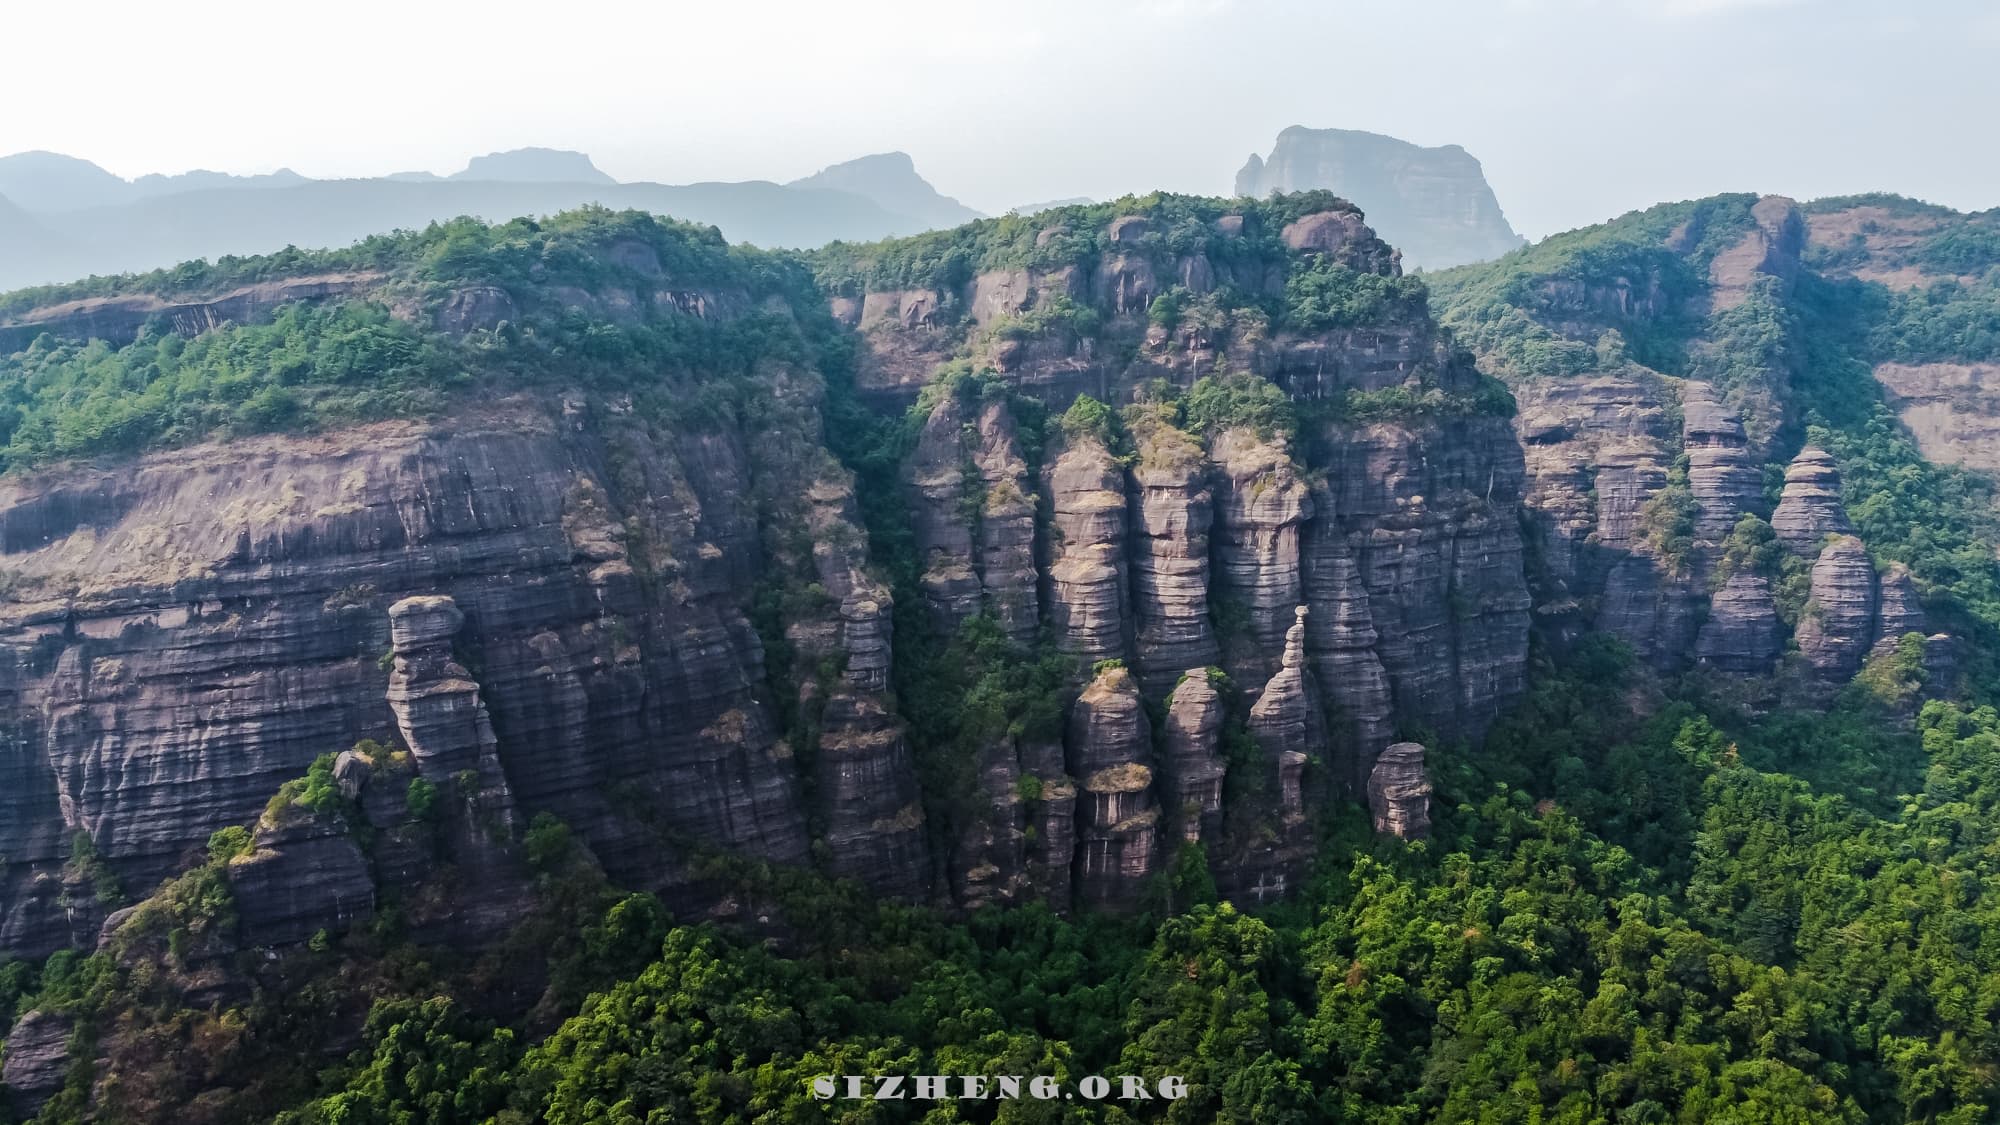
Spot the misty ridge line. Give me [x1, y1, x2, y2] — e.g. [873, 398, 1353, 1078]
[0, 128, 1539, 294]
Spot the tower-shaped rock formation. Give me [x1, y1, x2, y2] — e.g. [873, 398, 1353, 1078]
[1130, 418, 1219, 696]
[385, 596, 518, 830]
[1367, 742, 1432, 840]
[1067, 664, 1159, 908]
[1681, 383, 1762, 541]
[1796, 536, 1878, 680]
[1695, 571, 1784, 675]
[1163, 671, 1227, 843]
[1772, 448, 1854, 555]
[1247, 607, 1323, 828]
[1211, 429, 1311, 679]
[1044, 437, 1130, 667]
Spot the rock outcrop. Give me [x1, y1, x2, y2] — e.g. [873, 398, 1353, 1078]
[902, 393, 983, 632]
[1681, 383, 1763, 540]
[1772, 447, 1854, 555]
[225, 808, 376, 949]
[2, 1008, 73, 1118]
[1210, 429, 1311, 682]
[1301, 485, 1394, 788]
[1796, 536, 1879, 680]
[1247, 608, 1321, 828]
[385, 596, 517, 827]
[970, 400, 1042, 644]
[1872, 563, 1928, 657]
[1163, 671, 1227, 844]
[1044, 437, 1131, 668]
[1129, 420, 1219, 696]
[1367, 742, 1432, 840]
[1236, 126, 1525, 269]
[1067, 666, 1160, 909]
[1695, 571, 1784, 675]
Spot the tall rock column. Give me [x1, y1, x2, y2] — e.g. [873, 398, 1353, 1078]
[1067, 664, 1160, 909]
[1163, 671, 1227, 843]
[901, 393, 982, 633]
[1796, 535, 1879, 681]
[1681, 383, 1762, 541]
[971, 399, 1041, 644]
[1301, 483, 1394, 791]
[1247, 608, 1322, 830]
[1044, 436, 1130, 668]
[1210, 429, 1310, 684]
[385, 596, 518, 831]
[797, 476, 930, 900]
[1130, 417, 1219, 697]
[1772, 447, 1854, 555]
[1368, 742, 1432, 840]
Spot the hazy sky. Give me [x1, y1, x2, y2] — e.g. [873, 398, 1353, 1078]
[2, 0, 1993, 239]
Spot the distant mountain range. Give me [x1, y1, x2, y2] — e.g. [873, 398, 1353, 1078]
[0, 128, 1533, 293]
[0, 148, 989, 292]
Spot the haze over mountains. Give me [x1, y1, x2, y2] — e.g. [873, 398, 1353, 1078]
[0, 148, 985, 292]
[0, 128, 1529, 294]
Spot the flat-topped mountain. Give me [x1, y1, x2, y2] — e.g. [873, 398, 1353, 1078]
[1236, 126, 1526, 270]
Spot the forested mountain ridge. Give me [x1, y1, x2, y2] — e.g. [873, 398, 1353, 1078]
[0, 186, 1997, 1122]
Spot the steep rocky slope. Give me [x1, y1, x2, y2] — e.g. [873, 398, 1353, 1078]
[1430, 192, 1981, 699]
[0, 196, 1529, 967]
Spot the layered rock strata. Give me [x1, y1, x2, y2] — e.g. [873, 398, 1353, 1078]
[1796, 536, 1880, 680]
[1772, 448, 1854, 555]
[1367, 742, 1432, 840]
[1066, 665, 1160, 908]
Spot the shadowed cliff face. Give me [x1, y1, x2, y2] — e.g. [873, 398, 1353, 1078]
[0, 198, 1531, 956]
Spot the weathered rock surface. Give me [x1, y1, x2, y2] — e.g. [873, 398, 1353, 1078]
[1772, 447, 1854, 555]
[226, 809, 375, 949]
[902, 392, 983, 632]
[0, 411, 822, 958]
[1872, 562, 1927, 657]
[1247, 608, 1322, 831]
[1044, 437, 1130, 667]
[1301, 484, 1394, 788]
[1163, 672, 1227, 844]
[1367, 742, 1432, 840]
[1707, 196, 1805, 312]
[1695, 571, 1784, 675]
[1210, 429, 1311, 680]
[1873, 361, 2000, 473]
[1320, 418, 1532, 736]
[1681, 382, 1763, 540]
[1067, 666, 1159, 909]
[970, 400, 1041, 644]
[2, 1008, 73, 1118]
[1236, 126, 1525, 269]
[1130, 420, 1219, 696]
[386, 595, 517, 829]
[1796, 536, 1879, 680]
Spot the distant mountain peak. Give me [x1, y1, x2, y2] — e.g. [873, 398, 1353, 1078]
[451, 148, 615, 185]
[1237, 126, 1525, 269]
[788, 152, 982, 233]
